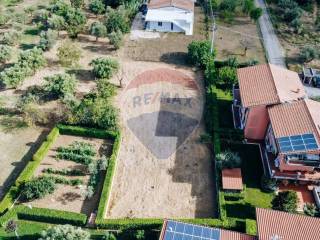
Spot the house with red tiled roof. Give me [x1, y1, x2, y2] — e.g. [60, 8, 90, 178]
[233, 64, 306, 140]
[145, 0, 194, 35]
[256, 208, 320, 240]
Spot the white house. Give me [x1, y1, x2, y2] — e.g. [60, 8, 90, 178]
[145, 0, 194, 35]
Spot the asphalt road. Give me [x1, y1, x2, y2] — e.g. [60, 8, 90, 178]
[255, 0, 286, 68]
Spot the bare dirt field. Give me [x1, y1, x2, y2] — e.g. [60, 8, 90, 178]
[106, 61, 215, 219]
[215, 17, 266, 63]
[23, 134, 113, 215]
[0, 122, 47, 199]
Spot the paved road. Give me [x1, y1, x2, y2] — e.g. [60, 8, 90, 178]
[255, 0, 286, 68]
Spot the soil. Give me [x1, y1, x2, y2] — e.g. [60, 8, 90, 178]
[24, 134, 113, 215]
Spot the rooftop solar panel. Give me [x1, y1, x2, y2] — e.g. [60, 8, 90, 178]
[163, 220, 221, 240]
[277, 133, 319, 153]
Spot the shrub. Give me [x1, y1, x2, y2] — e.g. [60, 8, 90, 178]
[108, 30, 123, 49]
[102, 232, 117, 240]
[57, 40, 82, 67]
[70, 0, 84, 9]
[90, 57, 119, 79]
[47, 14, 66, 34]
[2, 30, 22, 46]
[42, 168, 85, 176]
[90, 21, 107, 41]
[0, 14, 10, 27]
[261, 175, 277, 192]
[220, 0, 238, 12]
[245, 219, 257, 235]
[44, 73, 77, 99]
[39, 224, 90, 240]
[104, 6, 129, 34]
[303, 203, 318, 217]
[135, 230, 145, 240]
[0, 45, 12, 64]
[250, 8, 262, 22]
[187, 40, 215, 68]
[272, 190, 298, 213]
[89, 0, 105, 15]
[300, 46, 319, 62]
[39, 29, 58, 50]
[18, 47, 46, 72]
[216, 150, 241, 169]
[217, 66, 237, 87]
[20, 176, 56, 201]
[50, 0, 71, 17]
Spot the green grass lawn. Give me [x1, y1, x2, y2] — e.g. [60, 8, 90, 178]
[221, 143, 274, 220]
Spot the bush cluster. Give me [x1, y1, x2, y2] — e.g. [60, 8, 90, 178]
[42, 168, 86, 176]
[0, 47, 46, 88]
[20, 176, 56, 201]
[57, 141, 96, 165]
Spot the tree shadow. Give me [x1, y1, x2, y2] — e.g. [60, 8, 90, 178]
[57, 192, 82, 205]
[160, 52, 189, 66]
[66, 69, 95, 83]
[225, 202, 256, 219]
[19, 43, 37, 50]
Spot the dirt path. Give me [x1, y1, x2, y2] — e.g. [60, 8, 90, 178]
[106, 61, 215, 218]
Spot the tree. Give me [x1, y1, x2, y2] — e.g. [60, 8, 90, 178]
[48, 14, 66, 36]
[216, 150, 241, 169]
[272, 190, 298, 213]
[64, 8, 87, 38]
[57, 41, 82, 67]
[242, 0, 255, 14]
[108, 31, 123, 49]
[0, 14, 10, 27]
[2, 30, 22, 46]
[304, 203, 318, 217]
[70, 0, 84, 9]
[220, 0, 238, 12]
[104, 6, 129, 34]
[102, 232, 116, 240]
[5, 220, 19, 238]
[218, 66, 237, 86]
[44, 73, 77, 99]
[39, 225, 90, 240]
[90, 57, 119, 79]
[39, 29, 58, 51]
[18, 47, 46, 73]
[0, 45, 12, 64]
[250, 8, 262, 22]
[20, 176, 56, 200]
[50, 0, 71, 17]
[89, 0, 105, 15]
[187, 40, 215, 68]
[300, 46, 319, 62]
[90, 22, 107, 41]
[261, 175, 278, 192]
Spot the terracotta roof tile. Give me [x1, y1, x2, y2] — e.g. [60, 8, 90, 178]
[221, 229, 257, 240]
[256, 208, 320, 240]
[222, 168, 243, 190]
[268, 100, 320, 144]
[148, 0, 194, 11]
[237, 64, 306, 107]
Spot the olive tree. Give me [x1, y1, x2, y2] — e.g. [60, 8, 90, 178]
[0, 45, 12, 64]
[89, 0, 105, 15]
[64, 8, 87, 38]
[104, 6, 129, 34]
[57, 40, 82, 67]
[48, 14, 66, 36]
[90, 57, 119, 79]
[44, 73, 77, 99]
[70, 0, 84, 9]
[39, 29, 58, 50]
[39, 225, 90, 240]
[2, 30, 22, 46]
[108, 30, 123, 49]
[90, 21, 107, 41]
[300, 46, 319, 62]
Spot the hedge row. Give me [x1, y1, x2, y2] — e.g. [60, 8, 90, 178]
[16, 205, 87, 226]
[15, 127, 59, 186]
[96, 131, 121, 225]
[57, 124, 118, 140]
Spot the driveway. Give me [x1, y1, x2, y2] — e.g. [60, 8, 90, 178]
[130, 13, 160, 40]
[255, 0, 286, 68]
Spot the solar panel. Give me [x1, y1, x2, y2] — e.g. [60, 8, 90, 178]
[163, 220, 220, 240]
[277, 133, 319, 153]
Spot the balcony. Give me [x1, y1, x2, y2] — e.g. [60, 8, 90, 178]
[232, 85, 243, 129]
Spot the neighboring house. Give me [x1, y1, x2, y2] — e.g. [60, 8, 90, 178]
[145, 0, 194, 35]
[256, 208, 320, 240]
[302, 66, 320, 87]
[159, 209, 320, 240]
[265, 99, 320, 182]
[233, 64, 306, 140]
[159, 219, 256, 240]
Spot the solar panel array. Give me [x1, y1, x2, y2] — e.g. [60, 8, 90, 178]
[277, 133, 319, 153]
[163, 220, 220, 240]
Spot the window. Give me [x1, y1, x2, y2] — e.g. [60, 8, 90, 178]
[158, 22, 162, 26]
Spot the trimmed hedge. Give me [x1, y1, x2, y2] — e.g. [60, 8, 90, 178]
[245, 219, 257, 236]
[57, 124, 118, 139]
[16, 205, 87, 226]
[96, 131, 121, 225]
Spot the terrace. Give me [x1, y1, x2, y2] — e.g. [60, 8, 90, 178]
[231, 84, 245, 130]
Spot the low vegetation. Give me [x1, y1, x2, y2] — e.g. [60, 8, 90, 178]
[272, 190, 298, 213]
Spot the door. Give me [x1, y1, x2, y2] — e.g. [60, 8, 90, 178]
[171, 22, 174, 31]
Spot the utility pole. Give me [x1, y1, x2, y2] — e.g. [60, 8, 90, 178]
[210, 19, 217, 54]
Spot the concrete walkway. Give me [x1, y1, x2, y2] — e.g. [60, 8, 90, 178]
[255, 0, 286, 68]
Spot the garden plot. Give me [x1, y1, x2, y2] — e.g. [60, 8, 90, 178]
[106, 61, 215, 219]
[21, 134, 113, 215]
